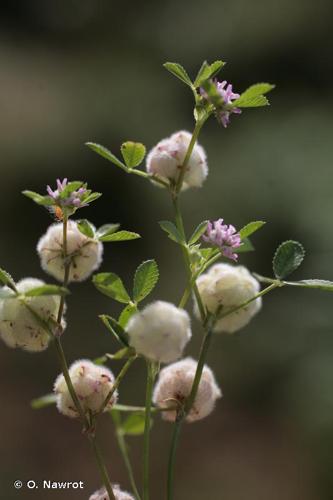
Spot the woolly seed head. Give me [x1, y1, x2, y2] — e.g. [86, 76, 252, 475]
[194, 263, 262, 333]
[54, 359, 117, 418]
[37, 220, 103, 283]
[153, 357, 221, 423]
[0, 278, 64, 352]
[89, 484, 135, 500]
[146, 130, 208, 190]
[126, 301, 191, 363]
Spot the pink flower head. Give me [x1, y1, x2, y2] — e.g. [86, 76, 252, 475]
[46, 179, 88, 209]
[202, 219, 241, 261]
[215, 80, 242, 128]
[200, 80, 241, 128]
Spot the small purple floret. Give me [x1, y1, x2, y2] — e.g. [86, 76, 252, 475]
[201, 79, 242, 128]
[203, 219, 241, 261]
[46, 178, 88, 209]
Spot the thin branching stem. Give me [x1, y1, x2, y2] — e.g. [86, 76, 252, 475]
[167, 282, 281, 499]
[52, 215, 116, 500]
[143, 361, 158, 500]
[111, 412, 142, 500]
[99, 356, 137, 413]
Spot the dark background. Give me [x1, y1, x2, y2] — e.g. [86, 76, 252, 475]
[0, 1, 333, 499]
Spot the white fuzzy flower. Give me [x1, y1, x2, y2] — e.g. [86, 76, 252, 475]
[146, 130, 208, 190]
[153, 357, 221, 423]
[89, 484, 134, 500]
[0, 278, 64, 352]
[126, 301, 191, 363]
[195, 263, 262, 333]
[54, 359, 117, 418]
[37, 220, 103, 283]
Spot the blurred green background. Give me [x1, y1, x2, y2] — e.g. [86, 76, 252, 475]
[0, 1, 332, 499]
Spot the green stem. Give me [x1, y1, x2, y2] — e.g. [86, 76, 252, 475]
[99, 356, 136, 413]
[88, 434, 116, 500]
[143, 361, 157, 500]
[218, 282, 280, 321]
[174, 120, 204, 194]
[167, 419, 183, 500]
[54, 215, 115, 498]
[167, 282, 280, 499]
[131, 169, 170, 188]
[53, 337, 87, 425]
[111, 413, 142, 500]
[184, 323, 214, 414]
[172, 196, 206, 322]
[56, 216, 70, 324]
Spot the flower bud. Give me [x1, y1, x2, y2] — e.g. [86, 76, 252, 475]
[146, 130, 208, 190]
[37, 220, 103, 283]
[126, 301, 191, 363]
[0, 278, 64, 352]
[89, 484, 134, 500]
[195, 263, 262, 333]
[153, 357, 221, 423]
[54, 359, 117, 418]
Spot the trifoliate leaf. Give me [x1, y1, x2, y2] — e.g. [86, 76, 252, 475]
[194, 60, 225, 87]
[99, 230, 141, 242]
[121, 142, 146, 168]
[99, 314, 129, 346]
[159, 221, 184, 244]
[24, 285, 70, 297]
[22, 190, 54, 206]
[163, 62, 193, 87]
[189, 220, 208, 245]
[93, 273, 131, 303]
[273, 240, 305, 279]
[133, 260, 159, 303]
[77, 219, 95, 239]
[239, 221, 266, 239]
[122, 413, 147, 436]
[233, 83, 275, 108]
[96, 224, 120, 239]
[85, 142, 127, 170]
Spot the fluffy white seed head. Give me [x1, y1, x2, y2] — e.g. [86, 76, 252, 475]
[195, 263, 262, 333]
[89, 484, 135, 500]
[0, 278, 64, 352]
[37, 220, 103, 283]
[126, 301, 191, 363]
[146, 130, 208, 190]
[153, 357, 221, 423]
[54, 359, 117, 418]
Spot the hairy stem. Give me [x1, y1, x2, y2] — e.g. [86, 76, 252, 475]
[167, 282, 280, 499]
[172, 196, 206, 322]
[111, 412, 142, 500]
[174, 120, 204, 194]
[53, 215, 115, 498]
[143, 361, 157, 500]
[167, 418, 183, 500]
[99, 356, 136, 414]
[88, 434, 116, 500]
